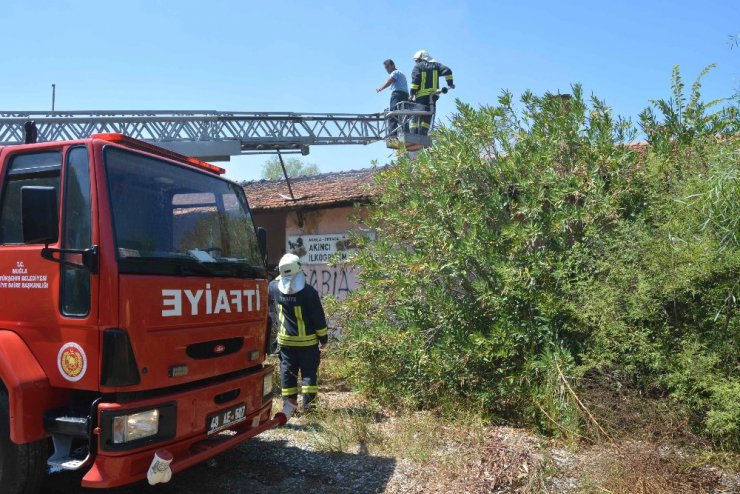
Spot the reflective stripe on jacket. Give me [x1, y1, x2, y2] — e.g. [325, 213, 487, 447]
[269, 278, 328, 347]
[410, 61, 454, 98]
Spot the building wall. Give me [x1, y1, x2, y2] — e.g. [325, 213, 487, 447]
[285, 206, 359, 237]
[251, 210, 287, 267]
[251, 205, 369, 299]
[284, 206, 352, 300]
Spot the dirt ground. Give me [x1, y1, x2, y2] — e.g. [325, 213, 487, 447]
[40, 385, 740, 494]
[43, 432, 400, 493]
[41, 390, 404, 494]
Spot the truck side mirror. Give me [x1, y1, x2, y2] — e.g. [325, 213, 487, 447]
[21, 186, 58, 244]
[256, 227, 268, 264]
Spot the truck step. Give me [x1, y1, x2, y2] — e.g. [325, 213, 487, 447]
[47, 434, 90, 472]
[48, 455, 88, 472]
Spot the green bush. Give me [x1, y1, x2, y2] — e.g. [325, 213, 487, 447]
[333, 66, 739, 448]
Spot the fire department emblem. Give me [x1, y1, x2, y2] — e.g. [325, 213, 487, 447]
[57, 342, 87, 382]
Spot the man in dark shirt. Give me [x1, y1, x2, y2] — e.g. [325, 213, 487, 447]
[269, 254, 328, 418]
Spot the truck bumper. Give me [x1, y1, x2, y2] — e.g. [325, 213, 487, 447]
[81, 367, 279, 489]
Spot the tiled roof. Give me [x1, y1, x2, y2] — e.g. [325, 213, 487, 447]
[243, 167, 380, 211]
[626, 140, 649, 156]
[242, 141, 650, 212]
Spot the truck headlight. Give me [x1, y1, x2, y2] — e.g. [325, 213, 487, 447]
[112, 409, 160, 444]
[263, 373, 273, 397]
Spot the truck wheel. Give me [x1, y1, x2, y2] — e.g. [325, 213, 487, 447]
[0, 390, 48, 494]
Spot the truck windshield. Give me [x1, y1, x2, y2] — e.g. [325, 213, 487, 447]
[105, 147, 264, 278]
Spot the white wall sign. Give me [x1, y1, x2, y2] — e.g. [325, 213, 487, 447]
[286, 232, 374, 265]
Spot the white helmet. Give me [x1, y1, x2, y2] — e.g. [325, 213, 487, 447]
[277, 253, 305, 294]
[278, 253, 302, 277]
[413, 50, 433, 62]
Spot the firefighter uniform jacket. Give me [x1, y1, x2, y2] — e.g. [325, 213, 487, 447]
[410, 61, 454, 98]
[269, 279, 328, 347]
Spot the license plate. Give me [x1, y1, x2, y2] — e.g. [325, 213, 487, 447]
[207, 403, 247, 435]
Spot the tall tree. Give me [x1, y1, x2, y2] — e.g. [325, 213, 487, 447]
[261, 156, 319, 180]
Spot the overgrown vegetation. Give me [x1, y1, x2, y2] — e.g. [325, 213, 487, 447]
[332, 66, 739, 450]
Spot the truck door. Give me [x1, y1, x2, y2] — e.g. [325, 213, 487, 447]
[0, 146, 99, 390]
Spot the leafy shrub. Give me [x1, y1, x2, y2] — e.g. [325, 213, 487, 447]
[334, 67, 739, 448]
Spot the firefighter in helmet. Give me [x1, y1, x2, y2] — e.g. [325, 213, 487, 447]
[269, 253, 328, 419]
[409, 50, 455, 135]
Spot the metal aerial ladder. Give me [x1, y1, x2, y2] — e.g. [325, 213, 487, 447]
[0, 107, 440, 161]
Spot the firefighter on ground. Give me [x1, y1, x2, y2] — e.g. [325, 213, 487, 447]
[409, 50, 455, 135]
[269, 253, 328, 419]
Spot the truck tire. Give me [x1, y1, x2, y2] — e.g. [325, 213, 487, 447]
[0, 390, 48, 494]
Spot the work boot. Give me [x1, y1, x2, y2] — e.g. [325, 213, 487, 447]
[302, 394, 317, 413]
[281, 398, 298, 423]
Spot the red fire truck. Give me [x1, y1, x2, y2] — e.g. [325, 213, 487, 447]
[0, 133, 284, 492]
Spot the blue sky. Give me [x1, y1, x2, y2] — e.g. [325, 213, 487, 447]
[1, 0, 737, 182]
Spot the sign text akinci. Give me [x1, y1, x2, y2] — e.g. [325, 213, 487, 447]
[287, 233, 374, 265]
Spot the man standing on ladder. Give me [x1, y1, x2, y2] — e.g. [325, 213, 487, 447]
[270, 254, 328, 419]
[376, 59, 409, 136]
[409, 50, 455, 135]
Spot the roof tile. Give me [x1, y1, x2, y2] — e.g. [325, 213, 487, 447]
[243, 167, 380, 211]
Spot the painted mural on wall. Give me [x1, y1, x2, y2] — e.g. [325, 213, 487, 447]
[286, 232, 374, 299]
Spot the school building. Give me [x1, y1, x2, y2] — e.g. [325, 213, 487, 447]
[243, 168, 379, 299]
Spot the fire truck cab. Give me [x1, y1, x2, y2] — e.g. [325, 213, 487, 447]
[0, 134, 280, 492]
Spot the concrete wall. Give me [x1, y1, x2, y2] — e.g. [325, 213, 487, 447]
[251, 210, 287, 267]
[285, 206, 360, 238]
[252, 205, 369, 300]
[285, 206, 366, 300]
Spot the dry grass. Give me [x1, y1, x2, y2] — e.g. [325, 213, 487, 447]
[296, 389, 507, 492]
[576, 372, 698, 445]
[547, 371, 740, 493]
[275, 348, 490, 471]
[446, 428, 551, 494]
[275, 352, 739, 493]
[302, 394, 486, 460]
[574, 441, 733, 494]
[297, 387, 557, 493]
